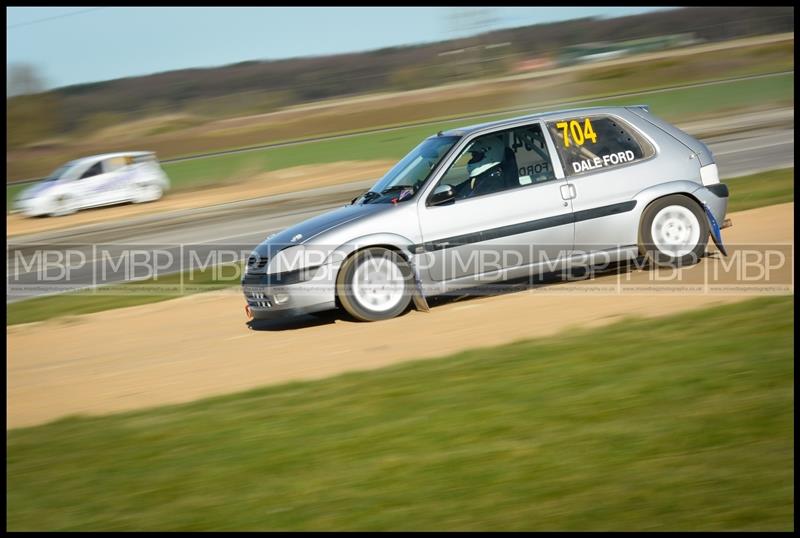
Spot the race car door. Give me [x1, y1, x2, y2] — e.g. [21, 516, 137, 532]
[74, 158, 127, 207]
[417, 122, 574, 284]
[73, 160, 111, 208]
[544, 113, 659, 253]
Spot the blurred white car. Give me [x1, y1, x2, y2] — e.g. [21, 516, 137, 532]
[14, 151, 170, 217]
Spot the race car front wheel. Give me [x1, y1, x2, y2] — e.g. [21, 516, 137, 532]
[336, 247, 413, 321]
[49, 194, 77, 217]
[639, 194, 709, 267]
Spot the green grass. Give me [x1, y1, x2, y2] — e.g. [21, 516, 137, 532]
[726, 167, 795, 212]
[7, 296, 794, 530]
[7, 182, 27, 207]
[584, 72, 793, 119]
[6, 167, 794, 326]
[160, 73, 794, 191]
[6, 73, 794, 210]
[7, 36, 794, 183]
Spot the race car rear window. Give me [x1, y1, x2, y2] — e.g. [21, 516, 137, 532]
[546, 115, 654, 177]
[103, 156, 128, 173]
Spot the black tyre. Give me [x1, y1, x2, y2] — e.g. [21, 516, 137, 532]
[133, 182, 163, 204]
[639, 194, 709, 267]
[336, 247, 414, 322]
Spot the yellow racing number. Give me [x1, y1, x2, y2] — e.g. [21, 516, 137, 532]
[556, 121, 570, 147]
[556, 118, 597, 148]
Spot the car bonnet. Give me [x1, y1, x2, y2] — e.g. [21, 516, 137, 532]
[251, 202, 391, 258]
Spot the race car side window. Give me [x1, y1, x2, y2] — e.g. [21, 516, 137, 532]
[510, 125, 557, 186]
[80, 162, 104, 179]
[436, 123, 556, 202]
[546, 115, 654, 177]
[103, 157, 128, 173]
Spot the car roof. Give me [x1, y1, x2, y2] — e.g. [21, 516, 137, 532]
[436, 105, 648, 138]
[70, 151, 155, 166]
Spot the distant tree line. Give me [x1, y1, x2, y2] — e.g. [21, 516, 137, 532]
[6, 6, 794, 149]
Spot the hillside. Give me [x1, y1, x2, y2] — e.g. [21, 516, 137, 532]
[7, 6, 794, 137]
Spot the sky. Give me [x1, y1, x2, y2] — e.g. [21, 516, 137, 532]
[7, 7, 676, 91]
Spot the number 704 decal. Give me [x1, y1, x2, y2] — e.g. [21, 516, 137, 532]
[555, 118, 597, 148]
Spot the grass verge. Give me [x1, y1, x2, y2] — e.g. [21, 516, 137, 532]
[6, 72, 794, 209]
[7, 295, 794, 530]
[6, 167, 794, 326]
[725, 167, 795, 212]
[6, 36, 794, 183]
[158, 73, 796, 191]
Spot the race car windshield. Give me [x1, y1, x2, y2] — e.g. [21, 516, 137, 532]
[43, 161, 80, 182]
[360, 135, 459, 204]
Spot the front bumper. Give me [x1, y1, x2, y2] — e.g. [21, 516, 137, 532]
[241, 264, 337, 320]
[13, 197, 47, 217]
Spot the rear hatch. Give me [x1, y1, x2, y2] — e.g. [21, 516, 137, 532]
[627, 105, 719, 185]
[627, 106, 714, 166]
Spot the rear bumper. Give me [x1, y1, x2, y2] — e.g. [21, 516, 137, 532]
[692, 182, 728, 225]
[706, 182, 728, 199]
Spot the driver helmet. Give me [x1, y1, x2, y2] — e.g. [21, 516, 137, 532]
[467, 135, 505, 178]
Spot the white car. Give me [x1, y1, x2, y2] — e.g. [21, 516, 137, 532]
[14, 151, 170, 217]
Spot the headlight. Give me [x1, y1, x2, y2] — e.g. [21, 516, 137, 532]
[267, 245, 307, 275]
[268, 245, 330, 274]
[265, 245, 330, 283]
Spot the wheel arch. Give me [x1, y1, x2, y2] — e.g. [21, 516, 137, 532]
[47, 187, 77, 216]
[325, 233, 416, 308]
[633, 181, 706, 239]
[635, 189, 709, 260]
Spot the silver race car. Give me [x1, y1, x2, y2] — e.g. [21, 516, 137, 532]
[243, 105, 731, 322]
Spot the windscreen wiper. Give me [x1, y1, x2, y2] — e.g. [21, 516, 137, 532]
[380, 185, 415, 195]
[352, 190, 381, 204]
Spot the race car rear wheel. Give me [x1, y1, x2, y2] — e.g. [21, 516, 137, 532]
[639, 194, 709, 267]
[336, 247, 413, 321]
[133, 183, 163, 203]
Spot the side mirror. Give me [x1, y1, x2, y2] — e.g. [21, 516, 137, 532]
[429, 184, 455, 206]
